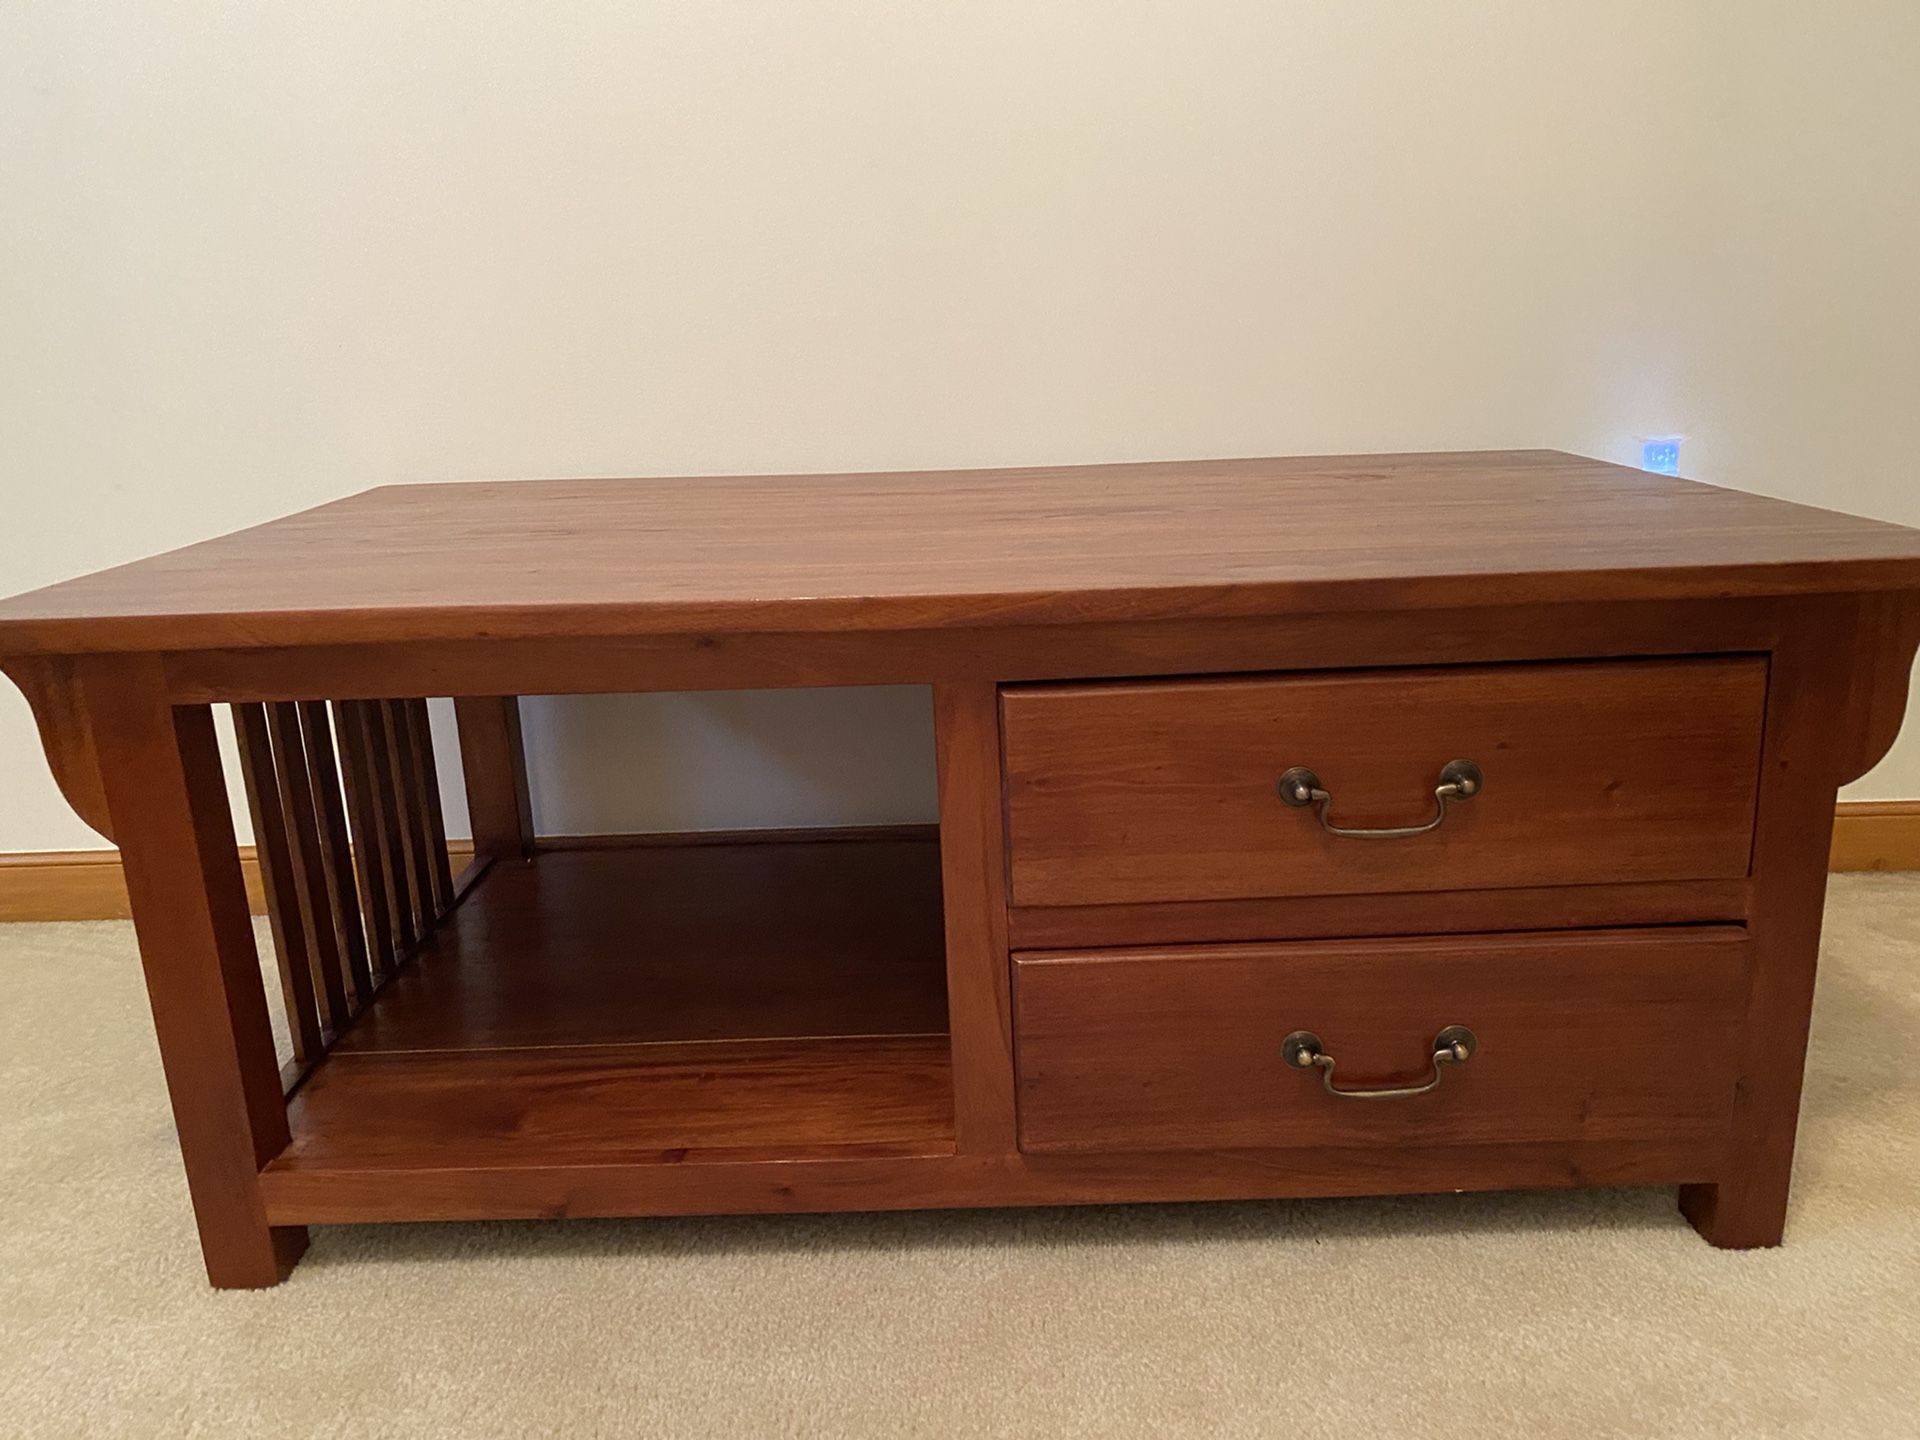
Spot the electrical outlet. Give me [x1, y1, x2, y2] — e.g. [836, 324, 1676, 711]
[1639, 436, 1683, 476]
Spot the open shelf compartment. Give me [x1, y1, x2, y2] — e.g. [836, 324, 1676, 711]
[264, 832, 955, 1178]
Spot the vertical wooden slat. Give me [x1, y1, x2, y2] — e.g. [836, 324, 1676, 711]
[381, 699, 436, 938]
[335, 700, 399, 978]
[361, 700, 424, 949]
[230, 704, 324, 1064]
[404, 698, 456, 913]
[298, 700, 374, 1008]
[455, 695, 535, 862]
[265, 702, 351, 1032]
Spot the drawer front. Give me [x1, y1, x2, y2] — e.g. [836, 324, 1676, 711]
[1013, 929, 1748, 1154]
[1001, 657, 1767, 908]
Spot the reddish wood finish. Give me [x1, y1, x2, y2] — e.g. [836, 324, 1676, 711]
[257, 1139, 1723, 1228]
[278, 1037, 954, 1170]
[330, 840, 947, 1054]
[156, 598, 1813, 704]
[264, 702, 352, 1033]
[935, 683, 1019, 1155]
[355, 701, 422, 949]
[1831, 590, 1920, 784]
[1012, 929, 1748, 1154]
[334, 701, 403, 974]
[1681, 601, 1858, 1246]
[296, 700, 375, 1009]
[453, 695, 534, 861]
[3, 454, 1918, 1286]
[231, 693, 466, 1083]
[0, 656, 114, 840]
[401, 699, 455, 911]
[1003, 658, 1769, 907]
[80, 659, 305, 1287]
[1008, 879, 1751, 950]
[4, 453, 1920, 654]
[379, 699, 435, 938]
[232, 704, 325, 1063]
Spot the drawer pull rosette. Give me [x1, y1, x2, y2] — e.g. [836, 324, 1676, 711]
[1281, 1025, 1478, 1100]
[1277, 758, 1483, 839]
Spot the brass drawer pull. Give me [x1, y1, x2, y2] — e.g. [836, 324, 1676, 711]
[1281, 1025, 1477, 1100]
[1277, 759, 1483, 839]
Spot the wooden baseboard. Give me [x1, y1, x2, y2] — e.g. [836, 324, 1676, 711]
[0, 841, 476, 923]
[0, 849, 190, 923]
[1829, 801, 1920, 873]
[0, 810, 1913, 922]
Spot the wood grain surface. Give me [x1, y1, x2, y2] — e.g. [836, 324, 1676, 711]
[1682, 602, 1856, 1247]
[934, 682, 1019, 1154]
[1014, 928, 1749, 1155]
[83, 662, 306, 1286]
[277, 1037, 956, 1170]
[1003, 657, 1769, 907]
[329, 838, 948, 1054]
[453, 696, 534, 861]
[258, 1138, 1722, 1228]
[5, 453, 1917, 1282]
[4, 451, 1920, 654]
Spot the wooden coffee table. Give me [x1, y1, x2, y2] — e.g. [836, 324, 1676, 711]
[5, 451, 1919, 1288]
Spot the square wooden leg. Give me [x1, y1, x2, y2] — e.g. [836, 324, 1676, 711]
[1681, 1173, 1790, 1250]
[84, 658, 307, 1288]
[454, 695, 534, 862]
[934, 681, 1017, 1155]
[1680, 614, 1844, 1250]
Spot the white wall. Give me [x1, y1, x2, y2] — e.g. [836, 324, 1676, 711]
[3, 1, 1916, 852]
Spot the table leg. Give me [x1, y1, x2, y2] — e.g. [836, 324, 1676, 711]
[83, 657, 306, 1287]
[935, 681, 1018, 1155]
[454, 695, 534, 861]
[1680, 610, 1845, 1248]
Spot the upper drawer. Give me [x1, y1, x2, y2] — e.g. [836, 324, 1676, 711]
[1001, 657, 1767, 908]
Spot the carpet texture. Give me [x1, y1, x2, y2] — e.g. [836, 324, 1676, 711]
[2, 877, 1918, 1438]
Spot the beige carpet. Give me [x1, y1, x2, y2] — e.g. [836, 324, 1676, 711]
[3, 878, 1918, 1439]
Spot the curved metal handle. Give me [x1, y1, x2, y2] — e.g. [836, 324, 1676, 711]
[1281, 1025, 1477, 1100]
[1277, 759, 1483, 839]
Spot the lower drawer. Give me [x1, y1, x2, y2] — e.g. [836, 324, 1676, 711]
[1013, 928, 1748, 1155]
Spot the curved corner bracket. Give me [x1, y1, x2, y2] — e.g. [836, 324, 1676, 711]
[1834, 591, 1920, 787]
[0, 655, 116, 842]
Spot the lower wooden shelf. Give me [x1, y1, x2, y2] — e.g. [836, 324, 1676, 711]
[253, 830, 1730, 1234]
[265, 835, 956, 1189]
[275, 1036, 955, 1170]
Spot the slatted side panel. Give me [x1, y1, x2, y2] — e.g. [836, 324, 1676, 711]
[231, 697, 464, 1090]
[405, 699, 457, 912]
[362, 700, 425, 950]
[298, 701, 374, 1010]
[334, 701, 399, 980]
[265, 701, 352, 1036]
[233, 704, 324, 1065]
